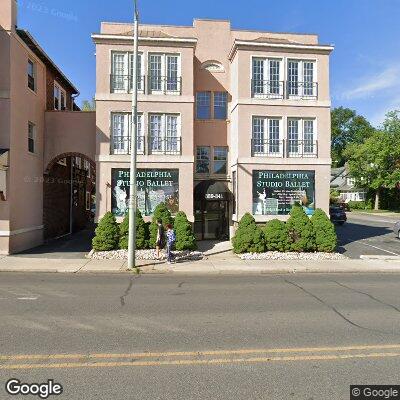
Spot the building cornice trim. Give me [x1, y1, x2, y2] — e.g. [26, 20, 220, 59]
[92, 34, 197, 46]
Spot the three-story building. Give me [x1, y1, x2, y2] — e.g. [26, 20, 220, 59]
[93, 19, 333, 240]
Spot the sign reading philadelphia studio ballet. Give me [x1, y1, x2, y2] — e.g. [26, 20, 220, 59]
[252, 170, 315, 216]
[111, 168, 179, 217]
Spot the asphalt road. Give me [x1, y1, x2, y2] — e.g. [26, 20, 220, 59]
[337, 212, 400, 258]
[1, 273, 400, 399]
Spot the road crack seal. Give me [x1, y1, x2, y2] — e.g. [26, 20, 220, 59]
[332, 280, 400, 314]
[284, 279, 391, 335]
[120, 275, 140, 307]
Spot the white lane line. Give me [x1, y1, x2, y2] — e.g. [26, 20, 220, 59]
[356, 241, 400, 256]
[17, 297, 38, 301]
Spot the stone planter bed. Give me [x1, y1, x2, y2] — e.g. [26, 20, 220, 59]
[88, 249, 204, 261]
[238, 252, 347, 261]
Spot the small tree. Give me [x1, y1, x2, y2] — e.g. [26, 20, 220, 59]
[286, 205, 316, 252]
[263, 219, 290, 252]
[174, 211, 197, 251]
[311, 209, 337, 252]
[119, 210, 148, 250]
[232, 213, 265, 254]
[149, 203, 173, 248]
[92, 212, 119, 251]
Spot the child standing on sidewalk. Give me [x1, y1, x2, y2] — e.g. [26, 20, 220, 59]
[166, 224, 176, 264]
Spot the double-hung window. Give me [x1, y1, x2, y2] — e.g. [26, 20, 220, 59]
[148, 53, 181, 94]
[196, 146, 210, 174]
[111, 113, 144, 155]
[112, 52, 143, 93]
[196, 92, 228, 120]
[28, 122, 35, 153]
[214, 92, 227, 120]
[252, 117, 282, 156]
[27, 60, 35, 91]
[287, 118, 316, 157]
[196, 92, 211, 119]
[149, 114, 180, 154]
[54, 83, 66, 110]
[288, 60, 316, 98]
[252, 58, 282, 98]
[213, 147, 228, 174]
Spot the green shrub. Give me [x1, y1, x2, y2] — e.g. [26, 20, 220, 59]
[311, 209, 337, 252]
[348, 200, 372, 210]
[119, 209, 148, 250]
[174, 211, 197, 251]
[232, 213, 265, 254]
[263, 219, 291, 252]
[286, 205, 316, 252]
[149, 203, 173, 248]
[92, 212, 119, 251]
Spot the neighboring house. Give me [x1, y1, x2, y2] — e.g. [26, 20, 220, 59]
[93, 19, 333, 240]
[331, 166, 366, 203]
[0, 0, 96, 254]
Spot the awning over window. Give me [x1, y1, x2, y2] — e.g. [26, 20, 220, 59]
[194, 180, 232, 201]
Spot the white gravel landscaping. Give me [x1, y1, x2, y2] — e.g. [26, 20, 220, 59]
[239, 252, 347, 260]
[88, 249, 204, 261]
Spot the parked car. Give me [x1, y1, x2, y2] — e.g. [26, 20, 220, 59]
[329, 205, 347, 225]
[393, 221, 400, 239]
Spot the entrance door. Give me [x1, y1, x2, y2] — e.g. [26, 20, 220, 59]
[194, 200, 229, 240]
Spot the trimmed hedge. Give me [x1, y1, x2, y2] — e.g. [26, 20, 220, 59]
[92, 212, 119, 251]
[232, 213, 265, 254]
[311, 209, 337, 252]
[149, 203, 173, 248]
[174, 211, 197, 251]
[286, 205, 316, 252]
[263, 219, 291, 252]
[348, 200, 372, 210]
[119, 209, 148, 250]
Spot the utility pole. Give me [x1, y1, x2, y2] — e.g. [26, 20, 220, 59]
[127, 0, 139, 269]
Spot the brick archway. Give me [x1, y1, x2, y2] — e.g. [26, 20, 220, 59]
[43, 153, 96, 240]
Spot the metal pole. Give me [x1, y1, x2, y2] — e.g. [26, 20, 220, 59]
[128, 0, 139, 269]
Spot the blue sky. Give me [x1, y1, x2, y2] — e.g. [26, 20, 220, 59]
[19, 0, 400, 127]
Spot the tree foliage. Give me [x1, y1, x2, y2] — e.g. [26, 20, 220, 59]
[286, 205, 316, 252]
[119, 209, 148, 250]
[331, 107, 374, 167]
[311, 209, 337, 252]
[174, 211, 197, 251]
[263, 219, 291, 252]
[232, 213, 265, 254]
[92, 212, 119, 251]
[81, 98, 96, 111]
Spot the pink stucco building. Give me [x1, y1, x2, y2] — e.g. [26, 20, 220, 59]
[93, 19, 333, 240]
[0, 0, 96, 254]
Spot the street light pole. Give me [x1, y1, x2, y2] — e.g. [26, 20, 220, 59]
[128, 0, 139, 269]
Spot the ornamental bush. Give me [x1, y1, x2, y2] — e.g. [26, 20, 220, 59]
[286, 205, 316, 252]
[232, 213, 265, 254]
[263, 219, 291, 252]
[149, 203, 173, 248]
[119, 209, 148, 250]
[92, 212, 119, 251]
[311, 208, 337, 252]
[173, 211, 197, 251]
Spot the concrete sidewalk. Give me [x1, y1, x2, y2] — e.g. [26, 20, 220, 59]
[1, 254, 400, 274]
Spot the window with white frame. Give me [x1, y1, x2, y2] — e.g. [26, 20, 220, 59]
[287, 60, 316, 98]
[252, 117, 282, 156]
[28, 122, 35, 153]
[213, 147, 228, 174]
[54, 83, 66, 110]
[27, 59, 36, 91]
[111, 51, 143, 93]
[214, 92, 228, 120]
[148, 53, 181, 94]
[347, 177, 356, 186]
[149, 114, 180, 154]
[287, 118, 317, 156]
[252, 58, 282, 98]
[196, 146, 210, 174]
[111, 113, 144, 155]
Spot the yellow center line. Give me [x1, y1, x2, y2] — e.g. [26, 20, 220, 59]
[2, 344, 400, 362]
[1, 352, 400, 370]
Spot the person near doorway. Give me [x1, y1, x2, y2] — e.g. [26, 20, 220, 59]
[155, 219, 165, 260]
[166, 223, 176, 264]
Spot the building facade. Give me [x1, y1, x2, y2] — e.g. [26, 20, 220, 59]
[331, 166, 367, 203]
[0, 0, 96, 254]
[93, 19, 333, 240]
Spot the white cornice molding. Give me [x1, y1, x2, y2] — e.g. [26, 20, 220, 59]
[92, 34, 197, 46]
[229, 40, 334, 60]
